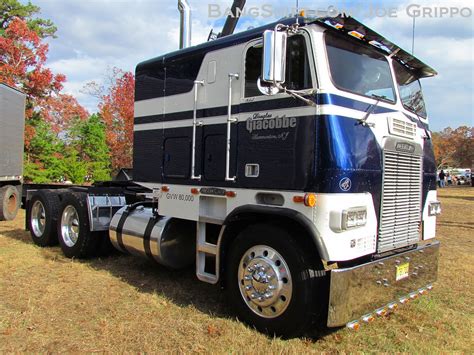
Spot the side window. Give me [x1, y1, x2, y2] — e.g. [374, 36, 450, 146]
[286, 35, 312, 91]
[244, 45, 263, 97]
[244, 35, 313, 97]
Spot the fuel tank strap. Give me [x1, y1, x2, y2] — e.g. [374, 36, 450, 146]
[143, 216, 158, 261]
[115, 209, 130, 254]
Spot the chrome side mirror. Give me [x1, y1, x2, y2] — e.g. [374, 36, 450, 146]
[257, 77, 280, 96]
[262, 29, 287, 87]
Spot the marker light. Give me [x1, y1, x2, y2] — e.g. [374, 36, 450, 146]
[399, 297, 409, 304]
[348, 30, 364, 39]
[191, 188, 199, 195]
[362, 314, 375, 323]
[347, 321, 360, 331]
[226, 191, 236, 198]
[388, 302, 398, 311]
[304, 193, 317, 207]
[293, 196, 304, 203]
[161, 186, 170, 192]
[376, 308, 388, 317]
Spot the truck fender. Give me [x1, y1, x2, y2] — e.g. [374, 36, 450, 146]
[217, 204, 329, 283]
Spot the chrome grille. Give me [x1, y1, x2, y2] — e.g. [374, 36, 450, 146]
[378, 149, 422, 252]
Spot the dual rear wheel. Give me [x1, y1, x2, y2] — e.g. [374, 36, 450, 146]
[28, 191, 112, 258]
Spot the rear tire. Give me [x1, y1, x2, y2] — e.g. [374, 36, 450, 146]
[57, 192, 99, 258]
[28, 190, 60, 246]
[0, 185, 20, 221]
[226, 223, 326, 338]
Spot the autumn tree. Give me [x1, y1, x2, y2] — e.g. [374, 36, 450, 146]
[95, 68, 135, 173]
[1, 0, 95, 182]
[0, 16, 64, 98]
[432, 126, 474, 169]
[42, 93, 89, 133]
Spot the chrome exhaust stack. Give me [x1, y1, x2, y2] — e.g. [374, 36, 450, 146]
[178, 0, 191, 49]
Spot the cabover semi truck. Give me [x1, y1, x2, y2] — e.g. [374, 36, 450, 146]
[24, 1, 441, 337]
[0, 83, 25, 221]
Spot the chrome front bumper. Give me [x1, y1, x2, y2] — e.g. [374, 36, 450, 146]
[327, 241, 440, 327]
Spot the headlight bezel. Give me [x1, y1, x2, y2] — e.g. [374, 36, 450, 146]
[341, 206, 368, 230]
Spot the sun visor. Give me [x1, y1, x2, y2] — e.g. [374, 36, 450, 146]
[315, 14, 438, 79]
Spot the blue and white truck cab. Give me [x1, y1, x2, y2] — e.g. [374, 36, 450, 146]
[25, 1, 441, 338]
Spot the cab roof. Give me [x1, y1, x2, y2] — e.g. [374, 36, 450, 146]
[137, 14, 437, 79]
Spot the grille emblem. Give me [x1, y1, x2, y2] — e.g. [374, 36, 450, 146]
[395, 142, 415, 154]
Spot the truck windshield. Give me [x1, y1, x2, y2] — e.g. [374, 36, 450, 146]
[325, 32, 396, 102]
[393, 60, 427, 117]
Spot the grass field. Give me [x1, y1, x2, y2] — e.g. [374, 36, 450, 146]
[0, 187, 473, 352]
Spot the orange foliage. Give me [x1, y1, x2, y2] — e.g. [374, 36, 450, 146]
[98, 68, 135, 172]
[0, 18, 88, 147]
[42, 94, 89, 133]
[432, 126, 474, 168]
[0, 18, 64, 98]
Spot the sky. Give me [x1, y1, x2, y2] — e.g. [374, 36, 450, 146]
[31, 0, 474, 131]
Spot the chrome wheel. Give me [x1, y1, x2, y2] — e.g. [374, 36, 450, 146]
[60, 205, 80, 247]
[238, 245, 292, 318]
[31, 200, 46, 237]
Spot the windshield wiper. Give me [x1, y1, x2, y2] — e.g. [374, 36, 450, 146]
[359, 94, 386, 127]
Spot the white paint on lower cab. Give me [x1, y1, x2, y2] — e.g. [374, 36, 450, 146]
[422, 190, 438, 240]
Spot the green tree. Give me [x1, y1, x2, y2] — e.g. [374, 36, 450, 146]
[68, 114, 111, 182]
[23, 116, 65, 183]
[62, 148, 87, 184]
[0, 0, 56, 38]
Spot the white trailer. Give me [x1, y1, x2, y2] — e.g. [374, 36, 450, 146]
[0, 83, 25, 221]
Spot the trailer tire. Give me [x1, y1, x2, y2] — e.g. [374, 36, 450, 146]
[226, 223, 326, 338]
[28, 190, 60, 246]
[0, 185, 20, 221]
[57, 192, 99, 258]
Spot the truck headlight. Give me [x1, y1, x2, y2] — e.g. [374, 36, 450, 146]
[342, 207, 367, 230]
[428, 201, 441, 216]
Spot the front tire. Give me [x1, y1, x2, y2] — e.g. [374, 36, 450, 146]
[226, 224, 326, 338]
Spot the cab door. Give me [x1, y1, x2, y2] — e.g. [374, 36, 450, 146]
[237, 33, 318, 190]
[199, 52, 241, 185]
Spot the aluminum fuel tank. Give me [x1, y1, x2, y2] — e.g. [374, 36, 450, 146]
[109, 205, 195, 269]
